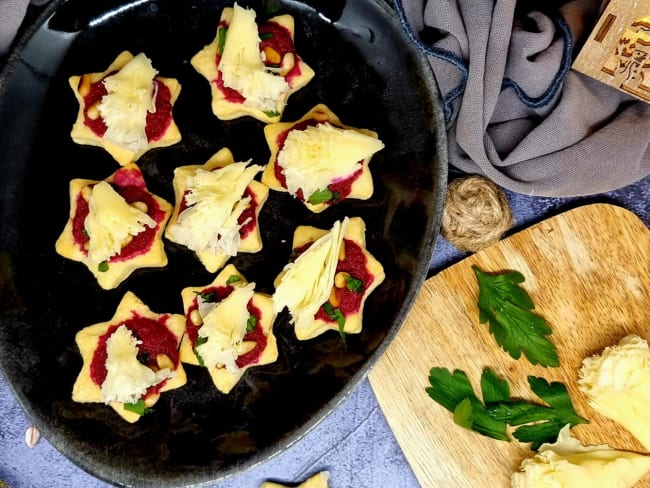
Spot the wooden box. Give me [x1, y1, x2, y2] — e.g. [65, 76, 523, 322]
[572, 0, 650, 103]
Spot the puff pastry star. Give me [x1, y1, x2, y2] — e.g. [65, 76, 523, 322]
[179, 264, 278, 394]
[261, 471, 330, 488]
[164, 148, 268, 273]
[191, 4, 314, 123]
[261, 104, 384, 213]
[72, 291, 187, 423]
[69, 50, 182, 165]
[55, 164, 172, 290]
[273, 217, 385, 340]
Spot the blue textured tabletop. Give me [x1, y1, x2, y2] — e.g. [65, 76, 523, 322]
[1, 174, 648, 488]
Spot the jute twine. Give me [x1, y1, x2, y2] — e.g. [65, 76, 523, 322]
[441, 175, 513, 252]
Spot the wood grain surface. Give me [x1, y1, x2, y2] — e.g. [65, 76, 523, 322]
[368, 203, 650, 487]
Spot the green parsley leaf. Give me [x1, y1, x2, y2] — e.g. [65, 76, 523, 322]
[195, 290, 216, 303]
[193, 336, 208, 367]
[263, 110, 280, 118]
[497, 377, 588, 450]
[217, 26, 228, 55]
[265, 0, 280, 14]
[345, 275, 364, 293]
[124, 399, 152, 416]
[247, 314, 258, 332]
[334, 308, 346, 342]
[226, 274, 242, 285]
[427, 368, 509, 441]
[259, 32, 274, 40]
[308, 188, 334, 205]
[82, 228, 89, 238]
[322, 302, 347, 342]
[426, 367, 587, 449]
[426, 367, 477, 411]
[473, 266, 559, 367]
[480, 367, 510, 404]
[98, 261, 109, 272]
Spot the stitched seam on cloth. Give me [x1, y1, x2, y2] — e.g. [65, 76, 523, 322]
[500, 15, 573, 109]
[394, 0, 468, 122]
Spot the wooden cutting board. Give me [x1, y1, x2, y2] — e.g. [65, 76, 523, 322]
[369, 203, 650, 487]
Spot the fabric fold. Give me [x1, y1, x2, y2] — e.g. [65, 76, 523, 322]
[395, 0, 650, 197]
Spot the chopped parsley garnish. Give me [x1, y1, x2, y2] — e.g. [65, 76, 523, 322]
[263, 110, 280, 118]
[426, 367, 587, 450]
[308, 188, 340, 205]
[246, 314, 258, 332]
[124, 399, 153, 416]
[195, 290, 217, 303]
[473, 266, 558, 367]
[345, 275, 364, 293]
[259, 32, 274, 40]
[98, 261, 109, 272]
[193, 336, 208, 367]
[265, 0, 280, 14]
[82, 228, 89, 238]
[323, 302, 346, 342]
[226, 274, 242, 285]
[217, 26, 228, 55]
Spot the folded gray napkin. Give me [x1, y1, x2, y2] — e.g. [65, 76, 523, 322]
[0, 0, 31, 56]
[395, 0, 650, 197]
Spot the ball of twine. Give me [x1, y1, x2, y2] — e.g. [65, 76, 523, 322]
[441, 175, 513, 252]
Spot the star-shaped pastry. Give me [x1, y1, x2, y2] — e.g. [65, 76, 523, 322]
[273, 217, 385, 340]
[179, 264, 278, 394]
[261, 471, 330, 488]
[164, 148, 269, 273]
[191, 3, 314, 123]
[261, 104, 384, 213]
[72, 291, 187, 423]
[69, 50, 182, 165]
[55, 164, 172, 290]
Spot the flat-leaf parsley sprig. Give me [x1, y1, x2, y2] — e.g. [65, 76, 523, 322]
[473, 266, 559, 367]
[426, 367, 588, 450]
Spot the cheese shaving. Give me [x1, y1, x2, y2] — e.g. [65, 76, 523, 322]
[277, 122, 384, 200]
[219, 3, 288, 113]
[273, 218, 348, 331]
[196, 283, 256, 371]
[84, 181, 156, 265]
[167, 161, 262, 256]
[511, 424, 650, 488]
[101, 324, 173, 404]
[98, 53, 158, 152]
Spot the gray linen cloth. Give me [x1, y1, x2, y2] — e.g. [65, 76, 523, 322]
[0, 0, 31, 55]
[395, 0, 650, 197]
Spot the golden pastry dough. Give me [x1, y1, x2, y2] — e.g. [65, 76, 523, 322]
[69, 51, 181, 165]
[72, 291, 187, 423]
[261, 104, 382, 213]
[273, 216, 385, 340]
[179, 264, 278, 394]
[55, 164, 172, 290]
[262, 471, 329, 488]
[191, 4, 314, 123]
[164, 148, 269, 273]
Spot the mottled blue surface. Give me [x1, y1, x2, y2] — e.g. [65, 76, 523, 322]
[1, 174, 648, 488]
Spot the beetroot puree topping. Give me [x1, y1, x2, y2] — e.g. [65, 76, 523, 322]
[89, 314, 180, 396]
[315, 238, 373, 321]
[185, 286, 267, 368]
[273, 120, 362, 204]
[179, 185, 259, 240]
[82, 77, 173, 142]
[71, 168, 166, 260]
